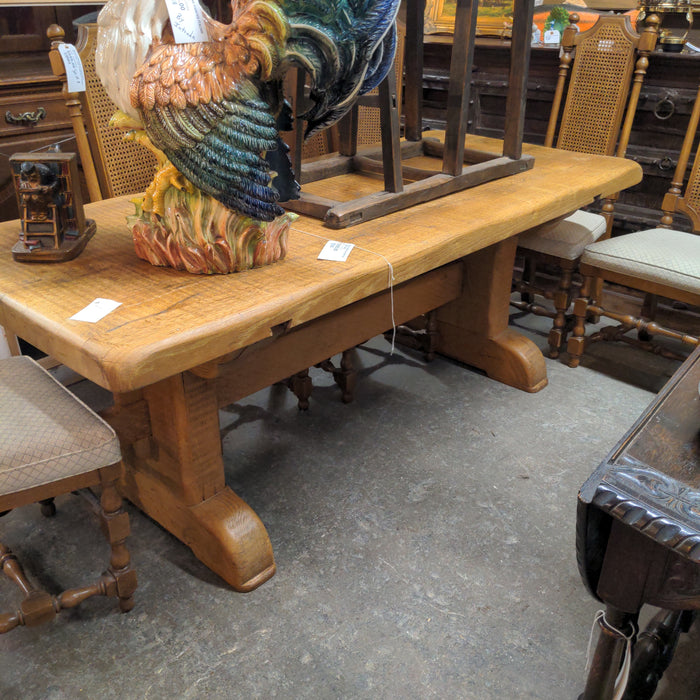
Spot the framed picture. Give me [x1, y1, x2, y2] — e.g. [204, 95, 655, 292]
[425, 0, 514, 38]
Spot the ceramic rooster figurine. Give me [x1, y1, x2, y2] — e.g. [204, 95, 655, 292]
[95, 0, 400, 273]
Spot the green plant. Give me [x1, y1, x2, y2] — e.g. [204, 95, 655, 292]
[545, 5, 570, 33]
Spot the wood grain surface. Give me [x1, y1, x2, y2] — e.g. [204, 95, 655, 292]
[0, 134, 641, 393]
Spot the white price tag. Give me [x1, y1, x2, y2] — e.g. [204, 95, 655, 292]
[70, 298, 122, 323]
[164, 0, 209, 44]
[318, 240, 355, 262]
[57, 43, 86, 93]
[543, 29, 561, 46]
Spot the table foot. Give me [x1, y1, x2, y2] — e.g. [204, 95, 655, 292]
[122, 467, 275, 592]
[437, 326, 548, 393]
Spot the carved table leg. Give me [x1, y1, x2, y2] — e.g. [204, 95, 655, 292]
[111, 372, 276, 592]
[435, 238, 548, 392]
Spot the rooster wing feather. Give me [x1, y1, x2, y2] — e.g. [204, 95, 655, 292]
[129, 1, 292, 220]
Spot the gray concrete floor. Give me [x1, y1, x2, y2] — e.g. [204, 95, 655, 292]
[1, 309, 698, 698]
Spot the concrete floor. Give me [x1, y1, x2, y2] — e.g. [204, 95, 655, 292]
[1, 311, 698, 699]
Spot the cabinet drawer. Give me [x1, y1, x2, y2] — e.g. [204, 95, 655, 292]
[0, 89, 69, 138]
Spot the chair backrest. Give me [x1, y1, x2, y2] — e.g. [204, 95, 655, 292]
[546, 13, 659, 158]
[661, 83, 700, 233]
[47, 22, 158, 201]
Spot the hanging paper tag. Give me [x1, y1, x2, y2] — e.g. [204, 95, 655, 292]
[543, 29, 561, 46]
[164, 0, 209, 44]
[318, 240, 355, 262]
[70, 298, 122, 323]
[57, 43, 86, 93]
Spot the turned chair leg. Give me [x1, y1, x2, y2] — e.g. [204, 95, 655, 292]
[39, 498, 56, 517]
[285, 368, 313, 410]
[424, 310, 438, 362]
[624, 609, 688, 700]
[548, 260, 575, 359]
[567, 275, 593, 367]
[98, 470, 137, 612]
[638, 293, 658, 342]
[315, 350, 358, 403]
[337, 349, 356, 404]
[520, 255, 537, 304]
[0, 469, 136, 633]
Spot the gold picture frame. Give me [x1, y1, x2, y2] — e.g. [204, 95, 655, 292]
[425, 0, 514, 37]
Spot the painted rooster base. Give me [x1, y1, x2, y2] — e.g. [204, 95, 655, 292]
[95, 0, 400, 274]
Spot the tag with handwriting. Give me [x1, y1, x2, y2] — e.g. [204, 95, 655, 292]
[70, 298, 122, 323]
[57, 44, 86, 93]
[164, 0, 208, 44]
[318, 240, 355, 262]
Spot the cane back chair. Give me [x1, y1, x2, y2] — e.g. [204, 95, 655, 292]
[47, 22, 159, 203]
[566, 81, 700, 367]
[512, 13, 659, 358]
[0, 356, 136, 632]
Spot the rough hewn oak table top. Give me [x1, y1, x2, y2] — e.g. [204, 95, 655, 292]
[0, 134, 641, 393]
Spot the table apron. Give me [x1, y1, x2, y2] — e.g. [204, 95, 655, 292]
[193, 260, 464, 407]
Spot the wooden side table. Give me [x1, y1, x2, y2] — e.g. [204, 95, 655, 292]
[577, 345, 700, 699]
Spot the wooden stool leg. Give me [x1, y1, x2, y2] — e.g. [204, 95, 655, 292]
[99, 470, 137, 612]
[581, 606, 637, 700]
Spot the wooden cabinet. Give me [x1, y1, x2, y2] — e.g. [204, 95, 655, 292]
[422, 37, 700, 233]
[0, 4, 104, 222]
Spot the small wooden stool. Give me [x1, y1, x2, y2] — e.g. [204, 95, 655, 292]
[0, 356, 136, 632]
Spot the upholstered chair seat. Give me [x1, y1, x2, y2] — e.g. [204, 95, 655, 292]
[0, 356, 136, 633]
[579, 228, 700, 294]
[0, 357, 122, 494]
[519, 210, 608, 261]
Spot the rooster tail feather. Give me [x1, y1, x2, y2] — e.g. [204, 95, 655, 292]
[266, 98, 300, 203]
[284, 0, 401, 135]
[359, 21, 397, 94]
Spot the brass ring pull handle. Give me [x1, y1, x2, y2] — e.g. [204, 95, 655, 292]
[657, 156, 675, 171]
[653, 97, 675, 121]
[5, 107, 46, 127]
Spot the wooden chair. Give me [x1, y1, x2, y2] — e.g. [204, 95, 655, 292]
[47, 22, 158, 203]
[512, 13, 658, 358]
[0, 356, 136, 632]
[567, 82, 700, 368]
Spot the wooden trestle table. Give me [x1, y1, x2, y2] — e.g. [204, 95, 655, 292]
[0, 135, 641, 591]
